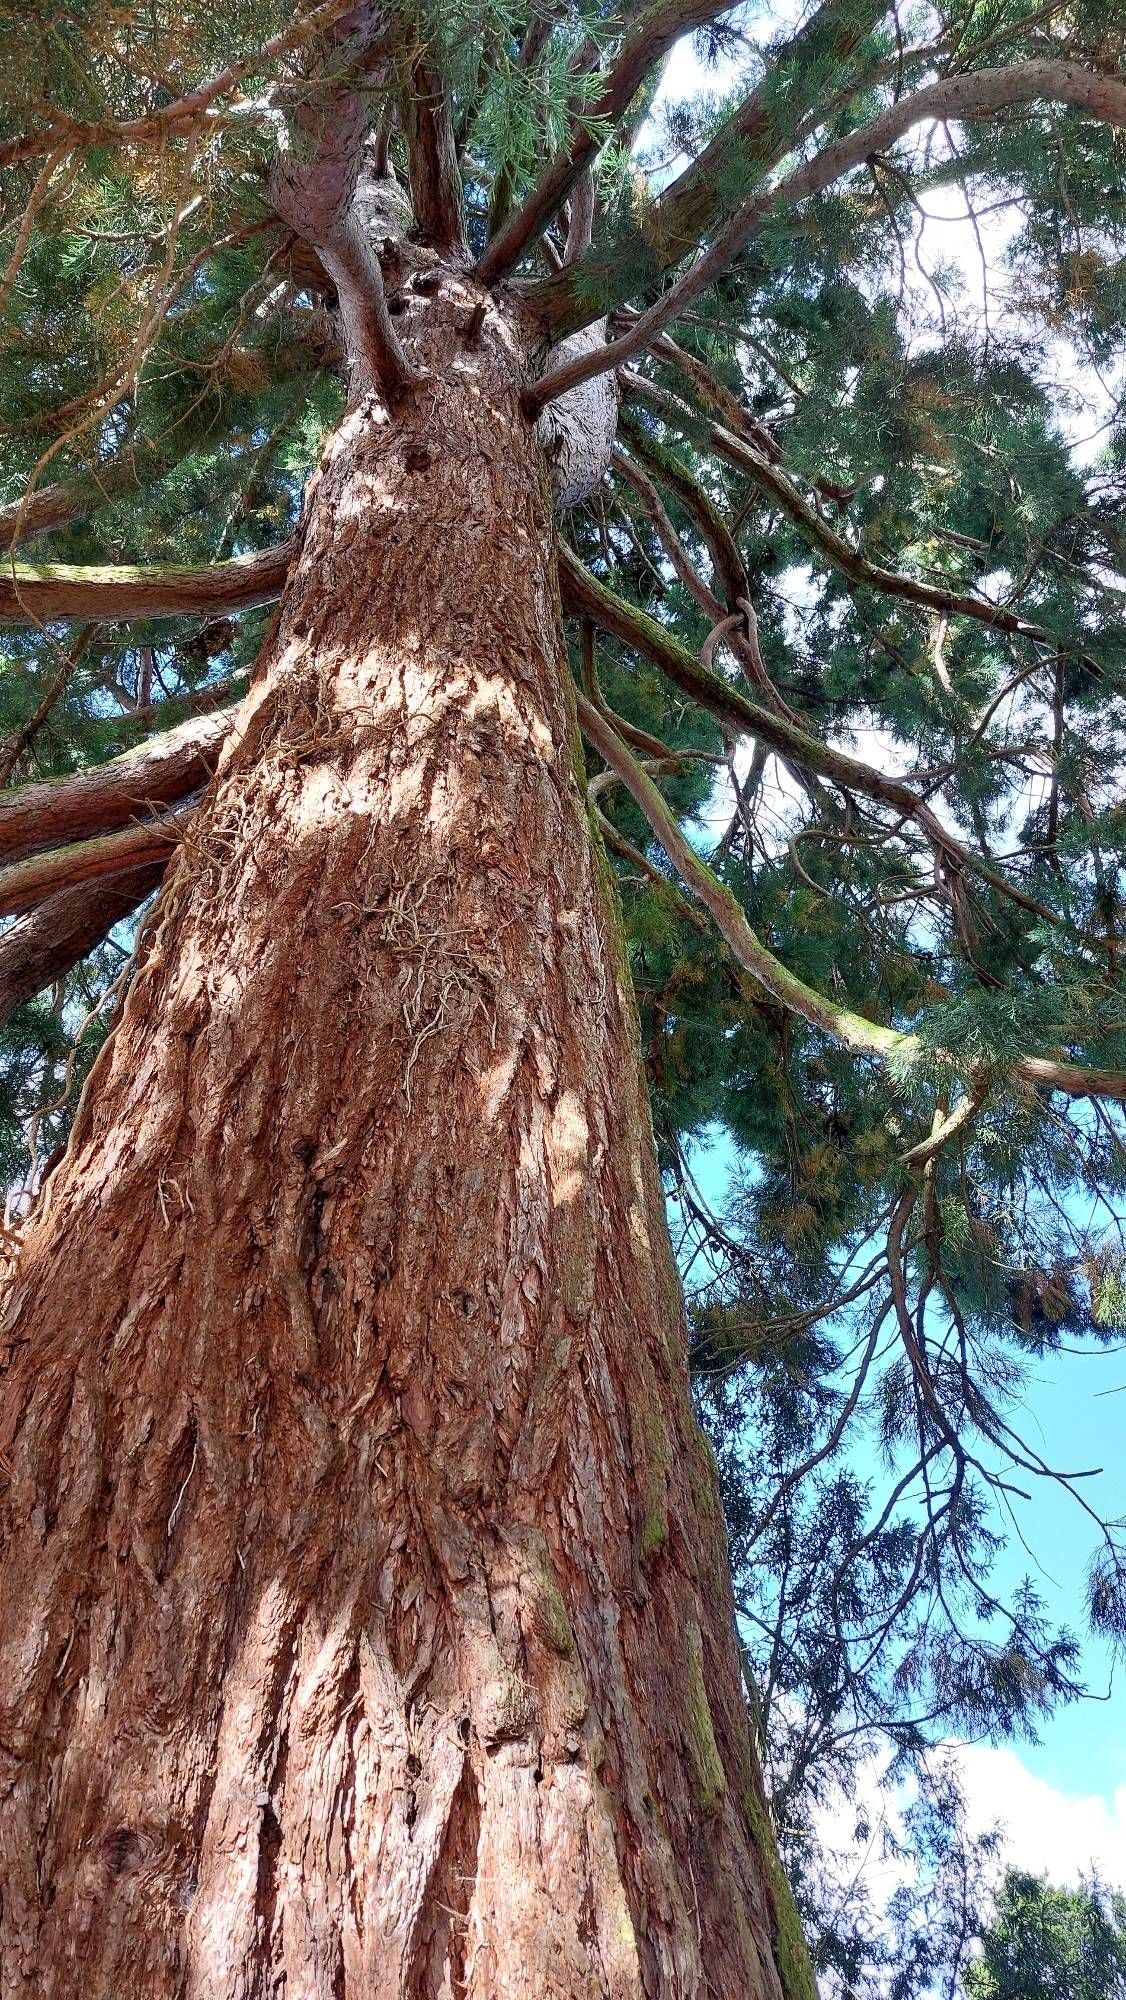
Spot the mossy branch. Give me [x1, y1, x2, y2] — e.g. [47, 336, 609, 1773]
[0, 544, 293, 625]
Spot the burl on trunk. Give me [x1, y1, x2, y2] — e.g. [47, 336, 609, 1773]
[0, 285, 809, 1998]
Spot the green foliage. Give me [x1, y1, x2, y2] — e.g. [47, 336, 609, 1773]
[967, 1871, 1126, 2000]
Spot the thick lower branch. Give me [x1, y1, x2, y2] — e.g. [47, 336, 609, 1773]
[0, 706, 233, 866]
[0, 863, 164, 1026]
[0, 807, 190, 916]
[0, 543, 292, 624]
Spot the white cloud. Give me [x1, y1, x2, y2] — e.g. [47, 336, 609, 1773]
[954, 1741, 1126, 1892]
[811, 1740, 1126, 1947]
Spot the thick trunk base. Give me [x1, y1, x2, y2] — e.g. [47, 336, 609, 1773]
[0, 285, 808, 2000]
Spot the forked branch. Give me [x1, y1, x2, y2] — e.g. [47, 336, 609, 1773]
[528, 56, 1126, 349]
[559, 542, 1054, 923]
[534, 61, 1126, 406]
[0, 0, 356, 169]
[622, 372, 1052, 644]
[475, 0, 730, 285]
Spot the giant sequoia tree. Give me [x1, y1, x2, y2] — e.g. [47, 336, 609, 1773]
[1, 0, 1126, 1993]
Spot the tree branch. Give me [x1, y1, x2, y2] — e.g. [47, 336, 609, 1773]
[0, 0, 356, 169]
[0, 865, 165, 1030]
[317, 217, 421, 401]
[626, 325, 785, 460]
[564, 167, 595, 265]
[532, 60, 1126, 404]
[899, 1070, 991, 1165]
[475, 0, 731, 286]
[558, 542, 1057, 923]
[621, 411, 752, 602]
[522, 0, 885, 332]
[0, 706, 233, 866]
[578, 690, 904, 1057]
[0, 543, 292, 625]
[615, 424, 806, 728]
[622, 370, 1053, 643]
[0, 443, 172, 553]
[577, 693, 1126, 1103]
[0, 623, 99, 787]
[268, 13, 420, 402]
[0, 808, 191, 917]
[404, 57, 469, 255]
[98, 676, 247, 740]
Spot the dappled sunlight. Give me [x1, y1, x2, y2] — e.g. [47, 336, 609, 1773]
[547, 1087, 590, 1209]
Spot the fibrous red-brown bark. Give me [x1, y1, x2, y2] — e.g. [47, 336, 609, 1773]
[0, 284, 804, 1998]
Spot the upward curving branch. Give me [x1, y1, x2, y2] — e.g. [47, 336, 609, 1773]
[530, 60, 1126, 403]
[475, 0, 732, 286]
[524, 0, 886, 333]
[268, 10, 419, 402]
[403, 56, 469, 255]
[579, 693, 1126, 1104]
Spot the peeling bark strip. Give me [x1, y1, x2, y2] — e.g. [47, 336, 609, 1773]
[0, 291, 807, 1997]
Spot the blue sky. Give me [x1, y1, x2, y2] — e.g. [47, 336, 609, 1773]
[990, 1339, 1126, 1798]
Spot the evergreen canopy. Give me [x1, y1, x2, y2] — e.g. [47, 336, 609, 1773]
[967, 1870, 1126, 2000]
[3, 0, 1126, 1977]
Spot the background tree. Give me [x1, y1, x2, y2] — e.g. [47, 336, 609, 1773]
[966, 1870, 1126, 2000]
[1, 0, 1126, 1994]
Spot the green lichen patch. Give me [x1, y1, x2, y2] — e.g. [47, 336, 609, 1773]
[744, 1787, 818, 2000]
[683, 1617, 726, 1813]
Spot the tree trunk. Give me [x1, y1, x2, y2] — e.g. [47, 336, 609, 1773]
[0, 281, 810, 2000]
